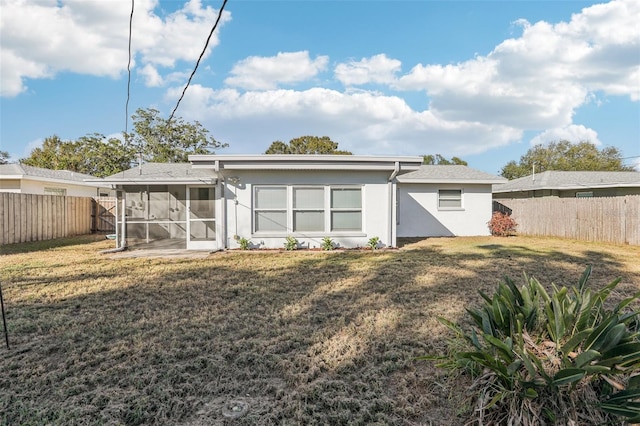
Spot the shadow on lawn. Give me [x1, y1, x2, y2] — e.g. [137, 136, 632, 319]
[1, 238, 638, 425]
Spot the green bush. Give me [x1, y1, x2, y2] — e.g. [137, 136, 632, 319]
[321, 237, 334, 251]
[367, 236, 380, 250]
[422, 266, 640, 425]
[238, 237, 250, 250]
[284, 236, 298, 251]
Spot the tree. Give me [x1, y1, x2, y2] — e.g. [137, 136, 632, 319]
[422, 154, 467, 165]
[127, 108, 227, 163]
[265, 136, 352, 155]
[21, 134, 135, 177]
[0, 150, 10, 164]
[500, 140, 634, 180]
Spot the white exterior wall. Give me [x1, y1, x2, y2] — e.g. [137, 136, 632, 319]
[222, 170, 393, 249]
[397, 183, 493, 237]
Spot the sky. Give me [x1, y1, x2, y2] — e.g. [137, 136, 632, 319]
[1, 0, 639, 175]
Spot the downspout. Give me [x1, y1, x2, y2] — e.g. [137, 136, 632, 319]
[388, 162, 400, 248]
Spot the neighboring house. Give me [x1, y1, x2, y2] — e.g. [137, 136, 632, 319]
[96, 155, 505, 250]
[493, 171, 640, 199]
[0, 163, 112, 197]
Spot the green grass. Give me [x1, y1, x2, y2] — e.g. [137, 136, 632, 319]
[0, 235, 638, 425]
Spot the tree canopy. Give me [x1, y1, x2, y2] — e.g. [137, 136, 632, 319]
[500, 141, 633, 180]
[265, 136, 352, 155]
[0, 150, 10, 165]
[21, 134, 136, 178]
[127, 108, 227, 163]
[422, 154, 467, 165]
[20, 108, 225, 177]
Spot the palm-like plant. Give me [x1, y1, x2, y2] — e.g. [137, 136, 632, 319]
[423, 266, 640, 424]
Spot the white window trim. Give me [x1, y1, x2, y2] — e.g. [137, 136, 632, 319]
[438, 188, 464, 211]
[253, 184, 363, 235]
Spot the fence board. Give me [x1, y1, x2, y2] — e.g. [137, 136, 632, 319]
[495, 195, 640, 245]
[0, 193, 94, 246]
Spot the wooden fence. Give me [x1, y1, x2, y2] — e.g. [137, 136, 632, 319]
[92, 197, 116, 233]
[494, 195, 640, 245]
[0, 193, 114, 246]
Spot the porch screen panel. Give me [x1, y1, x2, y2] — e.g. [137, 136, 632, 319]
[148, 185, 169, 220]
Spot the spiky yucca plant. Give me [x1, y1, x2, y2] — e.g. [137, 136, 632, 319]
[423, 266, 640, 425]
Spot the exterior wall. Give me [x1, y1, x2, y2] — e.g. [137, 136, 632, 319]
[397, 183, 493, 237]
[223, 170, 393, 249]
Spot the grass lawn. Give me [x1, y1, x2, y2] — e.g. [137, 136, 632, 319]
[0, 235, 638, 425]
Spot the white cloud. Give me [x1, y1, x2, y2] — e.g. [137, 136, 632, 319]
[529, 125, 602, 146]
[334, 54, 402, 86]
[224, 51, 329, 90]
[165, 84, 520, 156]
[0, 0, 230, 97]
[139, 64, 164, 87]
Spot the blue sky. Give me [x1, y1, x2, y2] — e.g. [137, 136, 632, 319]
[1, 0, 639, 174]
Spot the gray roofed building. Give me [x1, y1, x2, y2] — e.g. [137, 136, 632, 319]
[493, 171, 640, 198]
[397, 165, 507, 184]
[0, 163, 110, 196]
[97, 163, 217, 185]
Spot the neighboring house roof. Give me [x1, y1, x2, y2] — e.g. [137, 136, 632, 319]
[0, 163, 99, 185]
[98, 162, 217, 185]
[396, 165, 507, 184]
[493, 171, 640, 194]
[189, 154, 424, 172]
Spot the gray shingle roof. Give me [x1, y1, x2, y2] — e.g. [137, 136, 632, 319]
[103, 163, 215, 182]
[397, 165, 506, 184]
[0, 163, 98, 182]
[493, 171, 640, 193]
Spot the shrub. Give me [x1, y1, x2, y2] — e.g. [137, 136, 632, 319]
[238, 237, 250, 250]
[422, 266, 640, 425]
[284, 236, 298, 251]
[488, 211, 517, 236]
[321, 237, 334, 251]
[367, 236, 380, 250]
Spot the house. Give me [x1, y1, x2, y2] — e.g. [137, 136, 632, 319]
[96, 155, 506, 250]
[0, 163, 112, 197]
[493, 171, 640, 199]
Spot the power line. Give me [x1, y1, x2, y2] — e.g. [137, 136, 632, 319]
[125, 0, 135, 141]
[168, 0, 229, 122]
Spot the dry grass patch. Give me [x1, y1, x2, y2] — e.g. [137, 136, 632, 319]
[0, 235, 638, 425]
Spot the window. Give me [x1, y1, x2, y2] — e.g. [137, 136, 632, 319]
[254, 185, 362, 233]
[576, 191, 593, 198]
[44, 187, 66, 196]
[293, 187, 324, 232]
[331, 188, 362, 231]
[438, 189, 462, 209]
[254, 186, 287, 232]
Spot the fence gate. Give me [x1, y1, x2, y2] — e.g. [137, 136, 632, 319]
[92, 197, 116, 233]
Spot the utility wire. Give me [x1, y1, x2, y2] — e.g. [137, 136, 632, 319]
[168, 0, 229, 122]
[125, 0, 135, 142]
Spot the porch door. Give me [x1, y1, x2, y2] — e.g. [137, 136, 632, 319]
[187, 186, 216, 250]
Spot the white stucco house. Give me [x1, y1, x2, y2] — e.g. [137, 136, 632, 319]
[0, 163, 112, 197]
[95, 155, 506, 250]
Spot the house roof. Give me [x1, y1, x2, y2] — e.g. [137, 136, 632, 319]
[99, 163, 216, 185]
[493, 171, 640, 194]
[0, 163, 100, 185]
[189, 154, 424, 172]
[396, 165, 507, 184]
